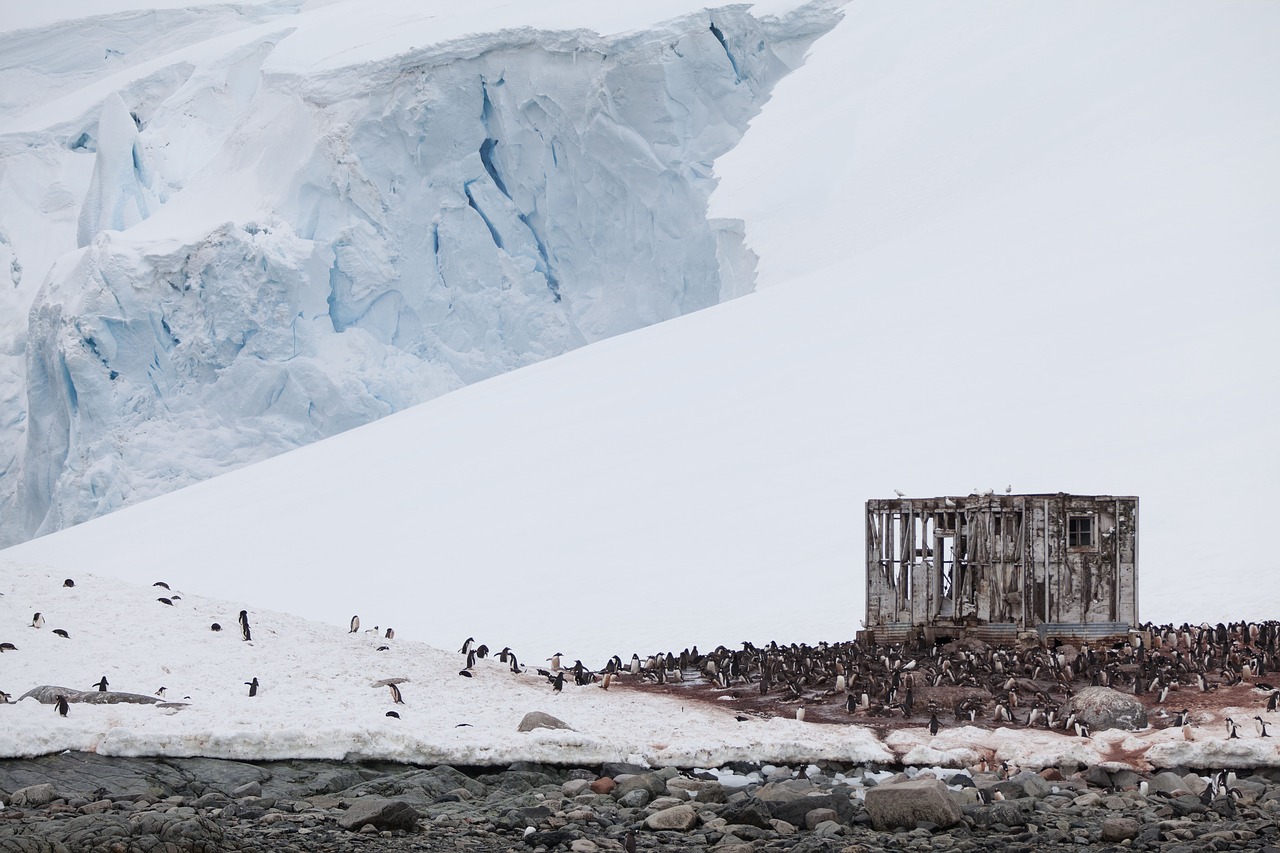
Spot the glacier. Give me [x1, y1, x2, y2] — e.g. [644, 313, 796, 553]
[0, 0, 842, 544]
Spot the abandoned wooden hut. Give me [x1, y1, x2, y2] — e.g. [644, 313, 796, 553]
[862, 493, 1138, 646]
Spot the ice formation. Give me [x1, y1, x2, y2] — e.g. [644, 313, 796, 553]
[0, 1, 842, 544]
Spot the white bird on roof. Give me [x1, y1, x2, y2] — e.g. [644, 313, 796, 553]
[894, 489, 905, 497]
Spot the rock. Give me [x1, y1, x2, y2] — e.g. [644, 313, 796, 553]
[590, 777, 616, 795]
[722, 799, 773, 829]
[612, 772, 667, 803]
[972, 802, 1031, 827]
[863, 780, 961, 831]
[770, 818, 797, 835]
[517, 711, 574, 732]
[617, 788, 650, 808]
[1101, 816, 1141, 841]
[563, 779, 592, 797]
[232, 780, 262, 798]
[1148, 772, 1189, 796]
[571, 840, 600, 853]
[805, 807, 838, 830]
[764, 792, 854, 828]
[812, 819, 844, 837]
[1061, 686, 1148, 732]
[643, 803, 698, 831]
[336, 797, 422, 831]
[10, 784, 57, 807]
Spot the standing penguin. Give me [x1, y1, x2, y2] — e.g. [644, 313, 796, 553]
[1255, 716, 1271, 737]
[929, 712, 942, 736]
[388, 683, 405, 704]
[349, 616, 360, 633]
[92, 676, 109, 692]
[551, 672, 565, 693]
[459, 637, 474, 655]
[384, 628, 394, 640]
[245, 677, 259, 697]
[54, 694, 69, 716]
[31, 612, 45, 629]
[1226, 717, 1240, 739]
[238, 610, 252, 642]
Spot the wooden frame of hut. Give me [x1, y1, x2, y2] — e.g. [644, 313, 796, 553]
[862, 493, 1138, 645]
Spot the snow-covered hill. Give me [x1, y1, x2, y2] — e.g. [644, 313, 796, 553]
[3, 0, 1278, 672]
[0, 0, 840, 544]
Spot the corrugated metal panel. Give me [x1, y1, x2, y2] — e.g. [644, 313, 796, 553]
[1038, 622, 1131, 643]
[969, 623, 1020, 642]
[872, 623, 915, 643]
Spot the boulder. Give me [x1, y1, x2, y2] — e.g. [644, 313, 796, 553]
[10, 783, 57, 807]
[643, 803, 698, 831]
[336, 797, 422, 831]
[722, 799, 773, 829]
[863, 780, 962, 831]
[764, 792, 854, 828]
[1101, 817, 1141, 841]
[804, 808, 838, 830]
[517, 712, 574, 732]
[1148, 771, 1189, 796]
[590, 777, 616, 795]
[612, 772, 668, 803]
[1061, 686, 1148, 732]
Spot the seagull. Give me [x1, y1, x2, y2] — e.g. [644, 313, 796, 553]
[894, 489, 905, 497]
[1005, 485, 1012, 494]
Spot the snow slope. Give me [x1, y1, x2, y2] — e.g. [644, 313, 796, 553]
[3, 1, 1278, 691]
[0, 0, 840, 544]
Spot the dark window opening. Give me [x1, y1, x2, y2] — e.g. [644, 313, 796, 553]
[1068, 515, 1094, 548]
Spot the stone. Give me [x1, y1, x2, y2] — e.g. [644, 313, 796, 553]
[805, 807, 838, 830]
[590, 777, 616, 795]
[764, 792, 854, 827]
[601, 762, 651, 777]
[517, 712, 574, 732]
[617, 789, 650, 808]
[770, 818, 797, 835]
[336, 797, 422, 831]
[1061, 686, 1148, 732]
[571, 840, 600, 853]
[1101, 816, 1141, 841]
[1148, 771, 1189, 796]
[643, 803, 698, 831]
[722, 799, 773, 829]
[563, 779, 592, 797]
[612, 772, 667, 802]
[10, 784, 57, 807]
[863, 780, 962, 831]
[812, 819, 844, 837]
[232, 780, 262, 798]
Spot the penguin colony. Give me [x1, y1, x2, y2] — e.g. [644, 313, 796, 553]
[579, 620, 1280, 739]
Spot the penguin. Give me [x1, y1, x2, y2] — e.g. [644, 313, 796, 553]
[157, 598, 173, 606]
[796, 707, 806, 722]
[1255, 716, 1270, 737]
[238, 610, 252, 641]
[31, 612, 44, 629]
[0, 643, 17, 652]
[498, 647, 512, 663]
[459, 637, 474, 655]
[458, 669, 473, 678]
[52, 629, 69, 639]
[601, 672, 613, 691]
[377, 645, 390, 651]
[93, 676, 109, 692]
[1174, 709, 1191, 727]
[548, 653, 563, 672]
[1226, 717, 1240, 739]
[349, 616, 360, 633]
[475, 644, 488, 659]
[54, 695, 69, 717]
[211, 623, 222, 632]
[385, 628, 394, 640]
[388, 683, 405, 704]
[0, 691, 10, 704]
[467, 649, 477, 670]
[1074, 721, 1091, 738]
[509, 653, 522, 674]
[929, 713, 941, 736]
[624, 829, 636, 853]
[63, 579, 75, 588]
[155, 687, 167, 698]
[245, 677, 259, 697]
[154, 582, 170, 590]
[1268, 690, 1280, 712]
[551, 672, 565, 693]
[386, 711, 400, 719]
[630, 654, 641, 675]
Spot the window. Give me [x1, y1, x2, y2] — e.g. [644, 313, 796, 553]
[1068, 515, 1094, 548]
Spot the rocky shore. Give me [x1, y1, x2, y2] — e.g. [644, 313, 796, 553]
[3, 753, 1280, 853]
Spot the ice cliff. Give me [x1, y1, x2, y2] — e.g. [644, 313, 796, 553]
[0, 0, 841, 544]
